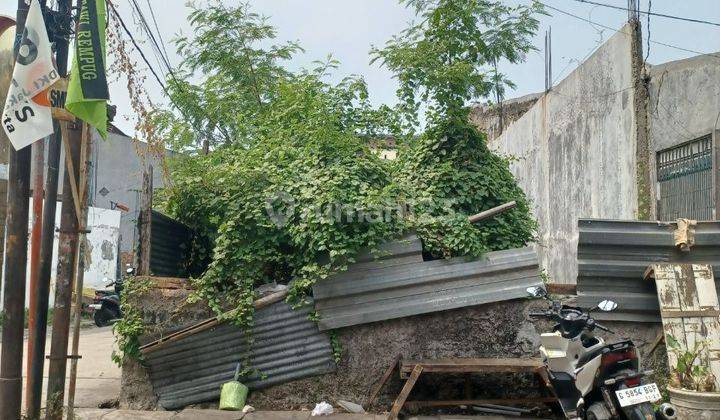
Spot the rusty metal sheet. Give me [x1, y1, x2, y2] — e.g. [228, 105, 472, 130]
[576, 219, 720, 322]
[144, 301, 336, 409]
[313, 241, 541, 331]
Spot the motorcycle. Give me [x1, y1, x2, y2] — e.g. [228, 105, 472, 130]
[89, 265, 134, 327]
[526, 286, 676, 420]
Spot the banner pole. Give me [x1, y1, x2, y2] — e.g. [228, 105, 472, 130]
[0, 1, 33, 418]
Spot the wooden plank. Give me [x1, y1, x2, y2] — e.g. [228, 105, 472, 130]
[140, 289, 288, 353]
[388, 364, 423, 420]
[404, 397, 557, 409]
[366, 354, 401, 407]
[646, 263, 720, 389]
[399, 358, 542, 378]
[468, 201, 517, 224]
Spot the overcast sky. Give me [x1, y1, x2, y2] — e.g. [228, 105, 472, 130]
[2, 0, 719, 136]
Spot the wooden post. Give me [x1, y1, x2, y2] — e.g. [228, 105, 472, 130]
[67, 123, 92, 419]
[137, 165, 153, 275]
[712, 129, 719, 220]
[366, 354, 401, 408]
[388, 364, 423, 420]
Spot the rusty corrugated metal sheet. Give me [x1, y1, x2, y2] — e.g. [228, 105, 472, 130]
[313, 236, 541, 331]
[149, 210, 192, 278]
[144, 301, 336, 409]
[577, 219, 720, 322]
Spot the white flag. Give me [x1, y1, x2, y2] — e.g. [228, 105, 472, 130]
[2, 0, 58, 150]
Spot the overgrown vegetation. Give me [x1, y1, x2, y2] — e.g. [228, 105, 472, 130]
[111, 276, 151, 366]
[149, 0, 542, 333]
[667, 334, 717, 392]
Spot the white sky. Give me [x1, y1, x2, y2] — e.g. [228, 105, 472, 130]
[2, 0, 719, 137]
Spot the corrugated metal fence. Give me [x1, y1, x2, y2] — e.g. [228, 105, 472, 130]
[313, 234, 541, 331]
[144, 301, 336, 409]
[576, 219, 720, 322]
[150, 210, 193, 277]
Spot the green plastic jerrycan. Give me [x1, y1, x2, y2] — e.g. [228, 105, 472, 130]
[219, 363, 248, 410]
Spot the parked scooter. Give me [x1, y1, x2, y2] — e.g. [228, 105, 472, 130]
[526, 286, 676, 420]
[89, 265, 134, 327]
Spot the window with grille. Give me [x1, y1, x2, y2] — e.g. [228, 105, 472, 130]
[656, 134, 714, 221]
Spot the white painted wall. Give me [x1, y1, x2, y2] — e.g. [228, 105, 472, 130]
[0, 201, 122, 308]
[487, 24, 638, 284]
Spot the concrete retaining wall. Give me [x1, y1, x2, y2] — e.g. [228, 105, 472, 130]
[121, 289, 668, 412]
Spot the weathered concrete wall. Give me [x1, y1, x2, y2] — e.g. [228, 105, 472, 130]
[470, 92, 542, 142]
[122, 291, 669, 413]
[649, 53, 720, 152]
[486, 24, 638, 284]
[648, 53, 720, 219]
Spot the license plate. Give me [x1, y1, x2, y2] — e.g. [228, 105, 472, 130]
[88, 304, 102, 310]
[615, 383, 661, 407]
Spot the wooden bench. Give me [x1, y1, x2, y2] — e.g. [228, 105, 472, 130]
[388, 358, 557, 419]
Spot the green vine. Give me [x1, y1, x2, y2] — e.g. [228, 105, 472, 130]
[329, 331, 343, 364]
[153, 1, 541, 338]
[111, 276, 151, 366]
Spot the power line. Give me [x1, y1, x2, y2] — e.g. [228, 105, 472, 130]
[128, 0, 173, 75]
[145, 0, 172, 69]
[106, 0, 220, 143]
[571, 0, 720, 28]
[539, 2, 720, 61]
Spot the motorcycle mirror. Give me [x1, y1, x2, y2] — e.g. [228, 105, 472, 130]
[526, 286, 547, 298]
[598, 300, 618, 312]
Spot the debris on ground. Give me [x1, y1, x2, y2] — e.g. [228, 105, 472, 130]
[337, 400, 365, 414]
[311, 401, 334, 416]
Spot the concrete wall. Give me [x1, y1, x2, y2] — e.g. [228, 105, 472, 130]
[470, 92, 542, 142]
[649, 53, 720, 152]
[89, 129, 169, 263]
[0, 202, 121, 308]
[648, 53, 720, 219]
[486, 24, 639, 284]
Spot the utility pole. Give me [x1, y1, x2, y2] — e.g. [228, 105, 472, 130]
[26, 0, 73, 417]
[0, 1, 33, 418]
[45, 121, 82, 420]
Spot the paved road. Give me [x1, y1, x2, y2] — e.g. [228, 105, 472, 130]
[0, 325, 121, 411]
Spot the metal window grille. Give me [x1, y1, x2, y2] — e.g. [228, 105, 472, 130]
[657, 134, 713, 221]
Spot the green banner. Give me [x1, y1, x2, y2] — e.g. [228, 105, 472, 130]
[66, 0, 109, 138]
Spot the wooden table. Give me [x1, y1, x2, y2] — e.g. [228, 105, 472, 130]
[388, 358, 557, 419]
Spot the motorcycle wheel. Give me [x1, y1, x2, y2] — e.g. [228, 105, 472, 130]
[586, 401, 612, 420]
[94, 306, 114, 327]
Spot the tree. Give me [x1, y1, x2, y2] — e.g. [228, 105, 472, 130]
[155, 1, 302, 151]
[374, 0, 543, 258]
[372, 0, 543, 126]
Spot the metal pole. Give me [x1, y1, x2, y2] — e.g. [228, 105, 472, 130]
[27, 0, 73, 414]
[0, 1, 33, 418]
[45, 122, 82, 420]
[67, 123, 91, 420]
[25, 131, 45, 414]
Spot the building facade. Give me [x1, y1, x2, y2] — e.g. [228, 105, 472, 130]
[480, 22, 720, 284]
